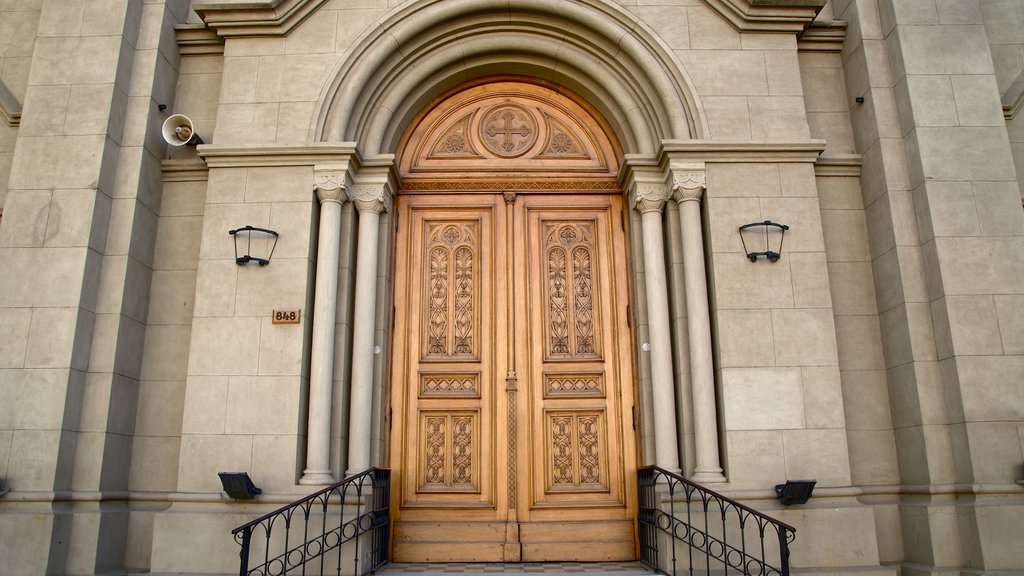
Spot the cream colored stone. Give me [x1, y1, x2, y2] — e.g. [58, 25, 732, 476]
[677, 50, 768, 96]
[180, 375, 228, 435]
[219, 57, 258, 104]
[199, 202, 271, 261]
[722, 367, 805, 430]
[782, 507, 880, 566]
[244, 166, 313, 203]
[25, 307, 92, 370]
[139, 325, 191, 382]
[176, 434, 254, 493]
[286, 8, 338, 54]
[956, 355, 1024, 421]
[934, 236, 1024, 295]
[187, 317, 261, 376]
[724, 430, 785, 490]
[8, 135, 109, 191]
[632, 6, 689, 50]
[685, 5, 740, 49]
[334, 8, 388, 53]
[847, 428, 901, 485]
[192, 259, 237, 318]
[215, 103, 280, 144]
[205, 168, 246, 205]
[703, 96, 751, 139]
[152, 215, 202, 270]
[802, 66, 850, 112]
[0, 189, 51, 247]
[146, 269, 197, 325]
[707, 163, 780, 198]
[128, 435, 180, 492]
[748, 96, 810, 139]
[783, 428, 851, 486]
[7, 428, 66, 491]
[716, 309, 775, 368]
[834, 314, 885, 370]
[18, 85, 69, 136]
[706, 196, 760, 252]
[808, 112, 857, 154]
[252, 434, 302, 488]
[801, 366, 846, 428]
[772, 308, 839, 367]
[255, 54, 339, 103]
[712, 254, 794, 310]
[828, 261, 878, 316]
[257, 318, 305, 376]
[233, 258, 310, 318]
[973, 181, 1024, 236]
[915, 180, 979, 241]
[789, 251, 832, 309]
[276, 101, 316, 143]
[816, 176, 864, 210]
[994, 295, 1024, 355]
[820, 208, 871, 262]
[0, 308, 31, 367]
[134, 380, 185, 436]
[937, 295, 1004, 358]
[225, 376, 300, 435]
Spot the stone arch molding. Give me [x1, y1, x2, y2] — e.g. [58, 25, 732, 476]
[308, 0, 711, 156]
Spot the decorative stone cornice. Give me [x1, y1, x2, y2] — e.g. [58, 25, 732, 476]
[703, 0, 828, 33]
[798, 20, 848, 52]
[1002, 70, 1024, 120]
[198, 144, 359, 168]
[671, 170, 706, 203]
[191, 0, 328, 38]
[174, 24, 224, 55]
[658, 139, 826, 163]
[630, 183, 672, 214]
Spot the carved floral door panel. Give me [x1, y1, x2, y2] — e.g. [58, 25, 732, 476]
[390, 193, 636, 562]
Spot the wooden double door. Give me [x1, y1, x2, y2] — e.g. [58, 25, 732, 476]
[389, 192, 638, 562]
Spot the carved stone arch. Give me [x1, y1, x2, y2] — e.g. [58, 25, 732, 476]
[396, 79, 622, 191]
[309, 0, 711, 156]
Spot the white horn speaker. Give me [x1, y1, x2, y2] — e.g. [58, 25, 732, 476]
[161, 114, 204, 146]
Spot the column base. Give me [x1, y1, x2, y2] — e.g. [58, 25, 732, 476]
[690, 468, 726, 483]
[299, 470, 336, 485]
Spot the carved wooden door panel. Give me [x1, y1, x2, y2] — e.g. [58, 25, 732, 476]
[390, 192, 636, 562]
[513, 194, 637, 561]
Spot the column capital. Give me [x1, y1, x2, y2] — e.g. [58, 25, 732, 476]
[629, 183, 672, 214]
[348, 183, 392, 214]
[314, 172, 347, 204]
[671, 170, 706, 204]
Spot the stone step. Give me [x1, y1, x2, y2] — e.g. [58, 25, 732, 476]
[375, 561, 658, 576]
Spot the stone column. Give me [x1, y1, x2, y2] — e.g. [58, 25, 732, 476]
[301, 170, 348, 485]
[346, 183, 391, 474]
[672, 169, 726, 483]
[630, 182, 680, 472]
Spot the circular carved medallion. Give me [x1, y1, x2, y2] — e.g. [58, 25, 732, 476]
[480, 104, 538, 158]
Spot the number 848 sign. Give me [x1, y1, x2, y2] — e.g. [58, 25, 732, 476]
[272, 309, 301, 324]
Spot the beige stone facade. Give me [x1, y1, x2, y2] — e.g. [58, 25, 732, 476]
[0, 0, 1022, 574]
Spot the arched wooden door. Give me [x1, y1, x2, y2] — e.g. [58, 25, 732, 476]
[388, 81, 638, 562]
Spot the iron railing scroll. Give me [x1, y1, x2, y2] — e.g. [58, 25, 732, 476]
[638, 466, 796, 576]
[231, 468, 390, 576]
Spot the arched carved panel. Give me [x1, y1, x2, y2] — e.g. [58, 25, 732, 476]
[422, 222, 479, 360]
[398, 81, 620, 191]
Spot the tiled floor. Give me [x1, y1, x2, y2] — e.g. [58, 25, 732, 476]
[376, 562, 657, 574]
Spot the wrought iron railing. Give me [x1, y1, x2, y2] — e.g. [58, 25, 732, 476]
[638, 466, 796, 576]
[231, 468, 390, 576]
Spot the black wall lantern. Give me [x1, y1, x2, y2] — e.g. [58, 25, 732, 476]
[739, 220, 789, 262]
[218, 472, 262, 499]
[775, 479, 816, 505]
[229, 225, 278, 266]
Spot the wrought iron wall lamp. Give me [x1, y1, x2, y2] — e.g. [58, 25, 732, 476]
[739, 220, 789, 262]
[229, 225, 279, 266]
[218, 472, 262, 499]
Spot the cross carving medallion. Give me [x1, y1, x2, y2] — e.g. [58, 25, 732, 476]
[480, 105, 537, 157]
